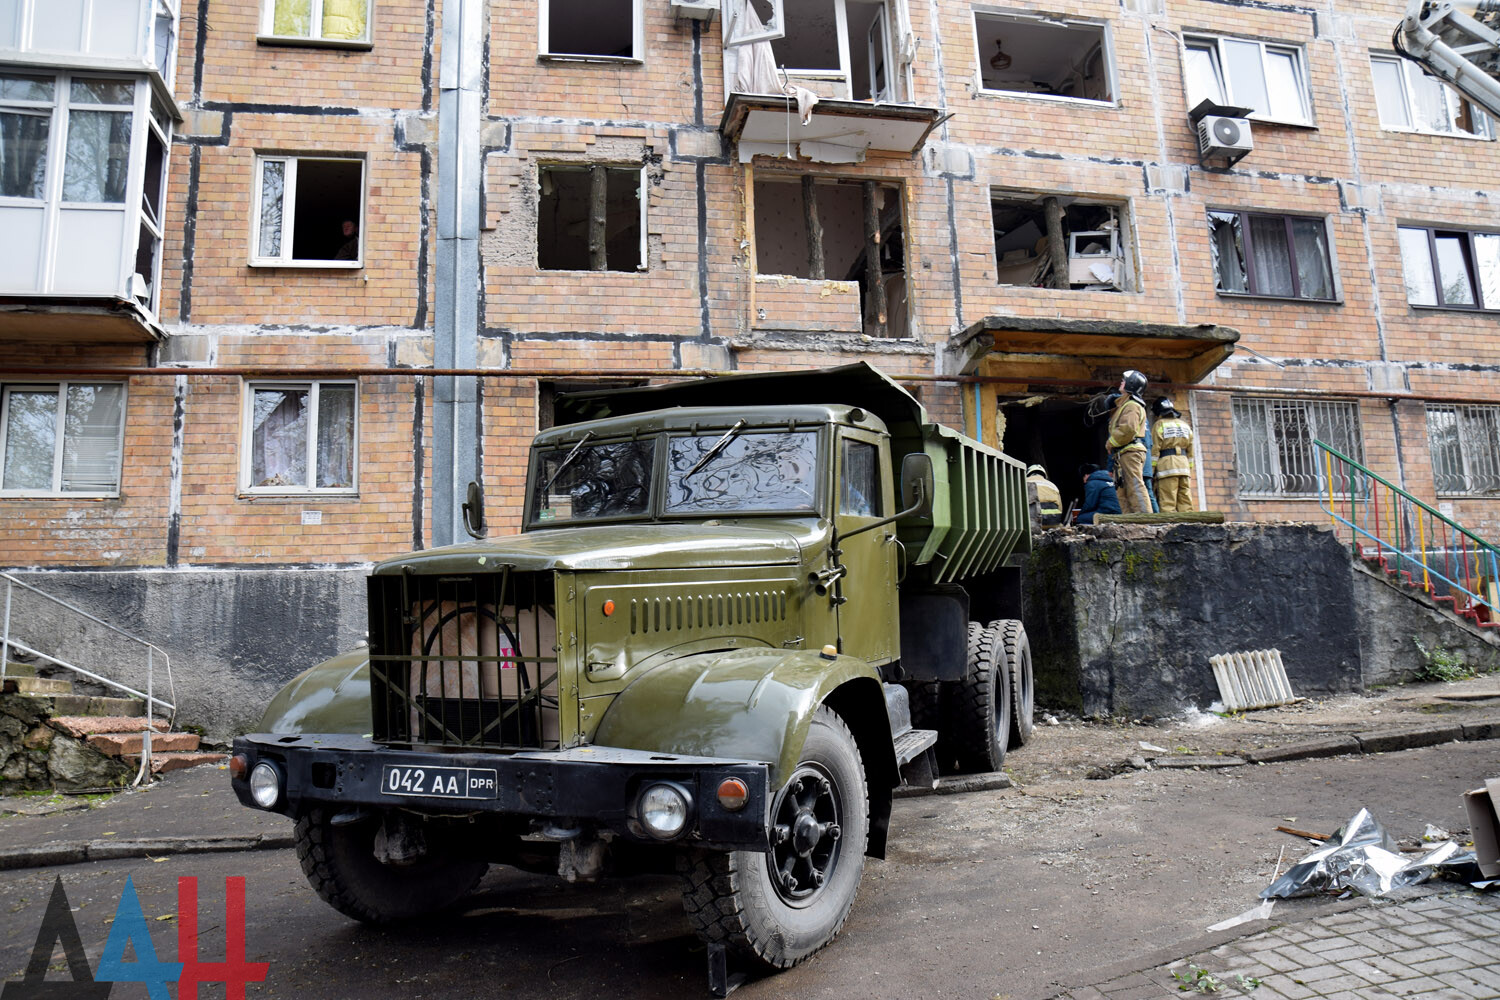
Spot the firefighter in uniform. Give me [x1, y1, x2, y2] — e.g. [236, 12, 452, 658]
[1026, 464, 1063, 526]
[1151, 397, 1196, 513]
[1106, 370, 1151, 514]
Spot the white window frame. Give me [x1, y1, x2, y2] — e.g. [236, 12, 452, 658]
[971, 9, 1117, 107]
[0, 381, 127, 498]
[249, 155, 365, 268]
[0, 71, 166, 311]
[1370, 53, 1492, 140]
[536, 163, 648, 273]
[1184, 35, 1312, 126]
[1427, 404, 1500, 497]
[258, 0, 374, 48]
[538, 0, 643, 63]
[723, 0, 912, 104]
[240, 380, 360, 495]
[1231, 397, 1364, 499]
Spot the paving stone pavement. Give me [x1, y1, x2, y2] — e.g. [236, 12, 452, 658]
[1058, 891, 1500, 1000]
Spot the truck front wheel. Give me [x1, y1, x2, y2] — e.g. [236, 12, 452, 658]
[294, 809, 488, 924]
[678, 706, 869, 970]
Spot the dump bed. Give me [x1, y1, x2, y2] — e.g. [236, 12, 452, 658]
[554, 362, 1032, 582]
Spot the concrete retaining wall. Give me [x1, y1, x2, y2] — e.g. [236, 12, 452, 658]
[4, 568, 368, 742]
[1351, 562, 1500, 686]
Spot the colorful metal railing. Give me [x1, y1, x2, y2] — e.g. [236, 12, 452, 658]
[1315, 440, 1500, 626]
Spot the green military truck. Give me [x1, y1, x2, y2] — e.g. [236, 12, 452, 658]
[230, 363, 1033, 992]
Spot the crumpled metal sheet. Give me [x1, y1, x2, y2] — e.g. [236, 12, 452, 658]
[1260, 808, 1486, 899]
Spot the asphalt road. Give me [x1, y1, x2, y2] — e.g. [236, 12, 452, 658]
[1, 742, 1492, 1000]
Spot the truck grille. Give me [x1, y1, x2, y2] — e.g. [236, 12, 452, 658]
[368, 569, 560, 749]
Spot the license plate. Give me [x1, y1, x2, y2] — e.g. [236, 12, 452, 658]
[381, 764, 498, 799]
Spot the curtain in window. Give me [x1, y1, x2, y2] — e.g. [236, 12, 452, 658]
[1209, 212, 1247, 293]
[62, 109, 130, 203]
[1409, 69, 1450, 132]
[273, 0, 312, 36]
[1231, 398, 1275, 495]
[1310, 403, 1364, 494]
[1434, 233, 1476, 306]
[1460, 407, 1500, 493]
[1475, 234, 1500, 308]
[1289, 218, 1332, 300]
[1249, 216, 1295, 297]
[322, 0, 367, 40]
[2, 390, 57, 491]
[258, 160, 284, 258]
[0, 111, 48, 199]
[1426, 406, 1465, 494]
[251, 388, 308, 487]
[315, 386, 355, 488]
[1270, 402, 1314, 493]
[60, 384, 123, 492]
[1399, 227, 1438, 305]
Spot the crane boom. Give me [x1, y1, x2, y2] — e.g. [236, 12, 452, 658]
[1398, 0, 1500, 119]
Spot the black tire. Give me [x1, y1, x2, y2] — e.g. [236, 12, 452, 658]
[294, 810, 488, 924]
[999, 619, 1035, 748]
[948, 621, 1011, 773]
[679, 706, 869, 970]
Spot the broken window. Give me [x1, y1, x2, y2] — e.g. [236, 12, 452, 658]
[1232, 397, 1362, 497]
[242, 381, 357, 492]
[1427, 404, 1500, 496]
[540, 0, 640, 60]
[992, 195, 1128, 291]
[1185, 36, 1310, 125]
[1208, 210, 1334, 300]
[537, 165, 645, 272]
[251, 155, 364, 266]
[537, 379, 647, 431]
[753, 174, 906, 336]
[973, 12, 1112, 102]
[259, 0, 371, 45]
[725, 0, 909, 103]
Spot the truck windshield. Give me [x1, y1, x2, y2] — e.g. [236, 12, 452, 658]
[666, 430, 819, 514]
[531, 439, 653, 523]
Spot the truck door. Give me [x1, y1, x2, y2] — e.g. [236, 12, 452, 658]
[834, 429, 898, 664]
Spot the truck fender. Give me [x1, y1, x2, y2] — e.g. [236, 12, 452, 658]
[592, 647, 897, 857]
[258, 648, 372, 735]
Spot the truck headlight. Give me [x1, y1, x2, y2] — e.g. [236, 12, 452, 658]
[249, 762, 282, 809]
[639, 782, 692, 840]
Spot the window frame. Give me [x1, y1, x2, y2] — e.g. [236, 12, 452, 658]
[1230, 396, 1365, 499]
[258, 0, 375, 49]
[1426, 404, 1500, 497]
[1369, 53, 1492, 140]
[0, 381, 127, 498]
[538, 0, 644, 64]
[1183, 34, 1313, 126]
[971, 8, 1117, 107]
[535, 163, 649, 273]
[248, 154, 366, 269]
[240, 380, 360, 496]
[1398, 224, 1500, 310]
[1207, 209, 1339, 302]
[990, 191, 1135, 291]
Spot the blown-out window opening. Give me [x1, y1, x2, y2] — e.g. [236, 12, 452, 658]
[536, 164, 646, 272]
[250, 155, 364, 267]
[974, 11, 1113, 104]
[539, 0, 641, 61]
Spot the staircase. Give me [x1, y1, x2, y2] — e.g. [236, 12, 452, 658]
[1316, 440, 1500, 644]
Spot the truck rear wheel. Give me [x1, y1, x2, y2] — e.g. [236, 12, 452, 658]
[678, 706, 868, 970]
[294, 810, 488, 924]
[948, 621, 1012, 773]
[1000, 620, 1035, 748]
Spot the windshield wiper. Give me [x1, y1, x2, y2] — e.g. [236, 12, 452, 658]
[543, 431, 595, 494]
[683, 420, 747, 481]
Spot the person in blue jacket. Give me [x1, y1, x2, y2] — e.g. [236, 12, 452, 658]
[1076, 463, 1121, 525]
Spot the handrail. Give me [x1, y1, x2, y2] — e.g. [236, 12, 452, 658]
[1, 572, 176, 786]
[1314, 440, 1497, 552]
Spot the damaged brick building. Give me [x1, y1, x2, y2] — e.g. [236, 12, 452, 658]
[2, 0, 1498, 731]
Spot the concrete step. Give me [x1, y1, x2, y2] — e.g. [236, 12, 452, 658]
[48, 695, 144, 717]
[123, 751, 226, 775]
[50, 716, 169, 738]
[0, 661, 37, 678]
[87, 731, 200, 756]
[2, 677, 73, 695]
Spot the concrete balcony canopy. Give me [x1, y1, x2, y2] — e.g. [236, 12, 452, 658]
[720, 94, 947, 162]
[0, 295, 163, 343]
[949, 315, 1240, 386]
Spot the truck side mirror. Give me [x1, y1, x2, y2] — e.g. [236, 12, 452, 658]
[462, 480, 486, 539]
[901, 453, 934, 520]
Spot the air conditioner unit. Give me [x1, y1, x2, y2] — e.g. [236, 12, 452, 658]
[670, 0, 718, 22]
[1197, 115, 1253, 158]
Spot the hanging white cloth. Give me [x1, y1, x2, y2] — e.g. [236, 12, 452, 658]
[730, 3, 819, 125]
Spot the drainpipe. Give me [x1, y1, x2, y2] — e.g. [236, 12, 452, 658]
[432, 0, 484, 547]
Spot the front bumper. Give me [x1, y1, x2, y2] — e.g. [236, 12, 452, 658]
[231, 733, 772, 851]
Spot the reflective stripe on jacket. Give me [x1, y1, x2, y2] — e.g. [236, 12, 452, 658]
[1151, 416, 1195, 478]
[1028, 474, 1062, 514]
[1107, 395, 1147, 454]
